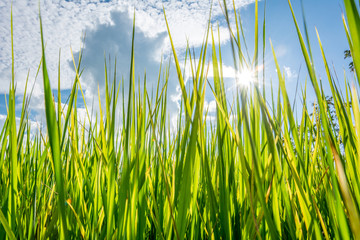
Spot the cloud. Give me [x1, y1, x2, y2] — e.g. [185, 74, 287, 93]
[2, 1, 136, 96]
[70, 9, 182, 126]
[0, 0, 255, 130]
[0, 0, 255, 92]
[0, 113, 41, 140]
[283, 65, 297, 79]
[204, 100, 217, 113]
[207, 63, 239, 78]
[75, 10, 168, 95]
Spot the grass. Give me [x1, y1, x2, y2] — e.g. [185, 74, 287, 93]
[1, 0, 360, 239]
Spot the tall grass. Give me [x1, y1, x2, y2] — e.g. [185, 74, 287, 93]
[1, 0, 360, 239]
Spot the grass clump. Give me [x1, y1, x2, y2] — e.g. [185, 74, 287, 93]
[1, 0, 360, 239]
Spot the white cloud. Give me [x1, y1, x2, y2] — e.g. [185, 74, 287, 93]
[0, 0, 255, 130]
[0, 0, 255, 93]
[0, 113, 41, 140]
[204, 100, 217, 113]
[207, 63, 238, 78]
[0, 0, 123, 95]
[283, 65, 297, 79]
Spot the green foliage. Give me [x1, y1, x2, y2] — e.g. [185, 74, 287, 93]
[1, 0, 360, 239]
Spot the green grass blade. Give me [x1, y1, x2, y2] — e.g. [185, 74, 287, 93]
[39, 9, 67, 239]
[8, 4, 18, 235]
[0, 209, 16, 240]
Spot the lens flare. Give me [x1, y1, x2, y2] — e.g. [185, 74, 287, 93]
[235, 67, 256, 88]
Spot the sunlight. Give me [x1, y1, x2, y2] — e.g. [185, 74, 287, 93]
[235, 67, 257, 89]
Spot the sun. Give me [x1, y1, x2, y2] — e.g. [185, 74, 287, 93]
[235, 67, 257, 89]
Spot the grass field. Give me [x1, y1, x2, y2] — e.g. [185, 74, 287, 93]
[1, 0, 360, 239]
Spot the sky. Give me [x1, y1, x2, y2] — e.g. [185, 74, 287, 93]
[0, 0, 354, 132]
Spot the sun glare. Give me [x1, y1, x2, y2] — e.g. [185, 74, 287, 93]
[235, 67, 256, 89]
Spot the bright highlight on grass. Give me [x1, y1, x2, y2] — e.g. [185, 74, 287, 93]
[1, 0, 360, 239]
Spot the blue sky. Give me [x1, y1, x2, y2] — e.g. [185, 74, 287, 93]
[238, 0, 352, 116]
[0, 0, 354, 130]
